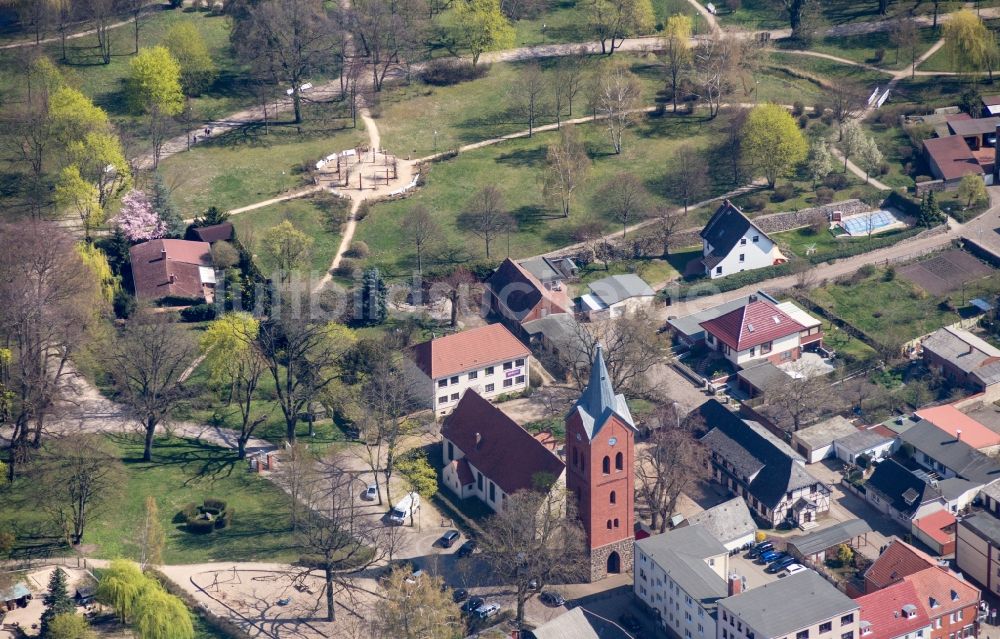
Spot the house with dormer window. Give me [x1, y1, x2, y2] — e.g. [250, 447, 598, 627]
[699, 294, 814, 367]
[700, 201, 786, 279]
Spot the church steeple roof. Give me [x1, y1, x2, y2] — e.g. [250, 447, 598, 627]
[570, 344, 636, 440]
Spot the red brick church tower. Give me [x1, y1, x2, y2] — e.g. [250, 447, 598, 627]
[565, 345, 637, 582]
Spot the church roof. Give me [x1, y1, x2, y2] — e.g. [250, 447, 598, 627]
[569, 345, 635, 440]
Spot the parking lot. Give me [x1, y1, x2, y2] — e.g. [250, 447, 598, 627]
[729, 553, 784, 590]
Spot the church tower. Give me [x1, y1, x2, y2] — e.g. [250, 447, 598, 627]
[565, 345, 637, 582]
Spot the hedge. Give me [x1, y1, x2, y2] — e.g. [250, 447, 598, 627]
[146, 569, 253, 639]
[883, 191, 921, 219]
[204, 498, 227, 511]
[661, 261, 799, 300]
[805, 226, 927, 264]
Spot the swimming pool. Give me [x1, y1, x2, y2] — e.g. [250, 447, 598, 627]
[839, 209, 904, 236]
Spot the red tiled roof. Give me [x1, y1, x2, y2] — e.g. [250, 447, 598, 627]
[699, 299, 804, 351]
[923, 136, 984, 181]
[449, 458, 474, 486]
[856, 580, 929, 639]
[869, 424, 898, 439]
[915, 405, 1000, 450]
[129, 239, 212, 301]
[865, 541, 938, 591]
[191, 222, 234, 243]
[913, 510, 957, 546]
[411, 323, 529, 379]
[441, 391, 565, 496]
[487, 258, 570, 323]
[905, 566, 979, 617]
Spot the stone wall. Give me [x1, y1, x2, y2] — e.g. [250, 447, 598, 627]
[589, 537, 635, 582]
[915, 179, 948, 196]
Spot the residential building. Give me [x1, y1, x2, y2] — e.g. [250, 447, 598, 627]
[522, 313, 582, 362]
[531, 607, 632, 639]
[981, 95, 1000, 117]
[683, 497, 758, 552]
[736, 361, 792, 399]
[897, 419, 1000, 486]
[700, 200, 787, 279]
[921, 327, 1000, 400]
[980, 482, 1000, 516]
[634, 524, 731, 639]
[187, 221, 234, 244]
[792, 416, 862, 464]
[864, 460, 947, 527]
[440, 390, 565, 513]
[518, 255, 578, 289]
[565, 345, 638, 581]
[863, 541, 938, 594]
[668, 293, 763, 348]
[410, 323, 530, 417]
[129, 239, 216, 303]
[698, 399, 831, 527]
[486, 258, 571, 328]
[915, 404, 1000, 454]
[922, 133, 992, 188]
[854, 580, 932, 639]
[833, 428, 896, 466]
[578, 273, 656, 321]
[786, 519, 873, 565]
[912, 510, 957, 556]
[699, 295, 818, 368]
[717, 571, 860, 639]
[956, 511, 1000, 598]
[902, 566, 979, 639]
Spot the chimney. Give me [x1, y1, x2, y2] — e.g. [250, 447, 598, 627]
[160, 248, 167, 260]
[168, 273, 175, 284]
[728, 573, 742, 596]
[475, 432, 482, 448]
[957, 429, 962, 441]
[749, 294, 758, 303]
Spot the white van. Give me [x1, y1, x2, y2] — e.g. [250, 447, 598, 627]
[389, 492, 420, 525]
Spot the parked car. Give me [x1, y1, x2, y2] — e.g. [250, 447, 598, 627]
[362, 484, 377, 501]
[475, 603, 501, 619]
[438, 530, 461, 548]
[452, 588, 469, 603]
[461, 596, 484, 615]
[758, 550, 781, 564]
[782, 564, 808, 577]
[748, 542, 773, 558]
[457, 539, 477, 557]
[277, 597, 291, 606]
[528, 578, 540, 591]
[766, 556, 797, 574]
[539, 591, 565, 607]
[405, 569, 425, 584]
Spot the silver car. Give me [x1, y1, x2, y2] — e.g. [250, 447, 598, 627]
[362, 484, 377, 501]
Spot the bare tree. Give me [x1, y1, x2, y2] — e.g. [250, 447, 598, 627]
[889, 16, 920, 78]
[458, 186, 512, 259]
[762, 361, 836, 432]
[437, 267, 478, 328]
[562, 310, 666, 396]
[595, 62, 643, 154]
[508, 62, 548, 137]
[650, 205, 684, 256]
[401, 205, 439, 275]
[828, 82, 868, 140]
[352, 0, 427, 91]
[693, 33, 737, 119]
[721, 107, 750, 186]
[595, 172, 651, 239]
[553, 54, 587, 126]
[663, 144, 709, 213]
[481, 487, 587, 626]
[105, 312, 194, 462]
[541, 126, 591, 218]
[274, 441, 315, 530]
[80, 0, 116, 64]
[124, 0, 145, 54]
[637, 406, 710, 533]
[374, 567, 461, 639]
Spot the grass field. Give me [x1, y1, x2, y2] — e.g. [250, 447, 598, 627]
[773, 224, 914, 260]
[716, 0, 978, 30]
[0, 435, 302, 564]
[778, 27, 940, 71]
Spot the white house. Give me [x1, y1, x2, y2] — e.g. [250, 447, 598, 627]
[700, 200, 786, 279]
[440, 390, 565, 513]
[578, 273, 655, 321]
[699, 295, 819, 368]
[411, 323, 531, 417]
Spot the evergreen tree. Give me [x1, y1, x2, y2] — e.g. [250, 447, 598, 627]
[919, 191, 944, 228]
[360, 268, 388, 325]
[193, 206, 229, 228]
[41, 568, 76, 637]
[151, 175, 185, 238]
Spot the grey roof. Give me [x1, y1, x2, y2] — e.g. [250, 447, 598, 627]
[973, 361, 1000, 387]
[960, 512, 1000, 546]
[922, 327, 1000, 376]
[948, 116, 1000, 136]
[938, 476, 980, 501]
[522, 313, 578, 342]
[794, 416, 860, 451]
[531, 607, 633, 639]
[737, 362, 790, 393]
[588, 274, 655, 307]
[519, 257, 563, 284]
[981, 481, 1000, 503]
[787, 519, 872, 557]
[635, 524, 729, 608]
[720, 571, 858, 638]
[865, 459, 943, 517]
[1, 583, 30, 601]
[569, 345, 635, 440]
[835, 429, 894, 456]
[685, 497, 757, 546]
[698, 400, 822, 509]
[898, 419, 1000, 484]
[700, 200, 770, 265]
[668, 291, 780, 339]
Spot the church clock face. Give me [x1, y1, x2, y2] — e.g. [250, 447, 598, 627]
[576, 433, 582, 441]
[608, 437, 617, 446]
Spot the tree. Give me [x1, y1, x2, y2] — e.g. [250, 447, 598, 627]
[741, 103, 808, 188]
[35, 435, 125, 545]
[541, 126, 590, 218]
[193, 206, 230, 228]
[762, 363, 833, 432]
[586, 0, 654, 55]
[553, 55, 587, 125]
[890, 17, 920, 78]
[562, 310, 665, 395]
[401, 205, 439, 275]
[650, 205, 684, 256]
[638, 407, 710, 532]
[481, 488, 586, 625]
[661, 14, 693, 112]
[128, 47, 184, 168]
[115, 190, 167, 243]
[919, 191, 945, 228]
[163, 22, 218, 96]
[944, 10, 998, 78]
[80, 0, 117, 64]
[68, 131, 130, 211]
[509, 63, 548, 137]
[55, 165, 102, 242]
[774, 0, 811, 36]
[260, 220, 314, 281]
[721, 107, 750, 185]
[48, 614, 95, 639]
[105, 312, 194, 462]
[840, 119, 865, 171]
[396, 449, 438, 523]
[458, 186, 511, 258]
[595, 173, 650, 238]
[828, 83, 868, 141]
[858, 136, 884, 184]
[96, 560, 145, 623]
[663, 144, 709, 212]
[959, 174, 989, 207]
[41, 568, 76, 637]
[806, 139, 833, 187]
[692, 33, 737, 119]
[452, 0, 515, 67]
[836, 543, 854, 566]
[594, 62, 642, 154]
[359, 268, 388, 325]
[374, 567, 461, 639]
[229, 0, 338, 124]
[150, 175, 184, 238]
[132, 582, 194, 639]
[352, 0, 426, 91]
[139, 496, 165, 569]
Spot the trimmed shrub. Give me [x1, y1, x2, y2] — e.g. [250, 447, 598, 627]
[812, 102, 827, 118]
[815, 187, 834, 204]
[820, 112, 834, 126]
[792, 101, 804, 116]
[419, 59, 489, 86]
[857, 264, 876, 278]
[771, 183, 795, 202]
[355, 201, 371, 222]
[744, 194, 768, 212]
[798, 114, 809, 129]
[334, 258, 357, 278]
[216, 509, 234, 530]
[914, 175, 933, 183]
[180, 304, 217, 322]
[175, 503, 198, 523]
[823, 172, 849, 190]
[186, 518, 216, 534]
[346, 241, 369, 258]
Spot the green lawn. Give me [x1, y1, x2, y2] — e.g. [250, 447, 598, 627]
[821, 320, 880, 364]
[716, 0, 975, 30]
[571, 257, 678, 296]
[777, 27, 941, 71]
[773, 224, 915, 261]
[0, 435, 302, 564]
[767, 52, 893, 91]
[230, 194, 346, 275]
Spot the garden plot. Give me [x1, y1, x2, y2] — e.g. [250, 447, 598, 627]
[897, 249, 995, 296]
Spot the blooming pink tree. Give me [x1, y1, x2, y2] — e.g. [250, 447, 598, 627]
[116, 189, 167, 242]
